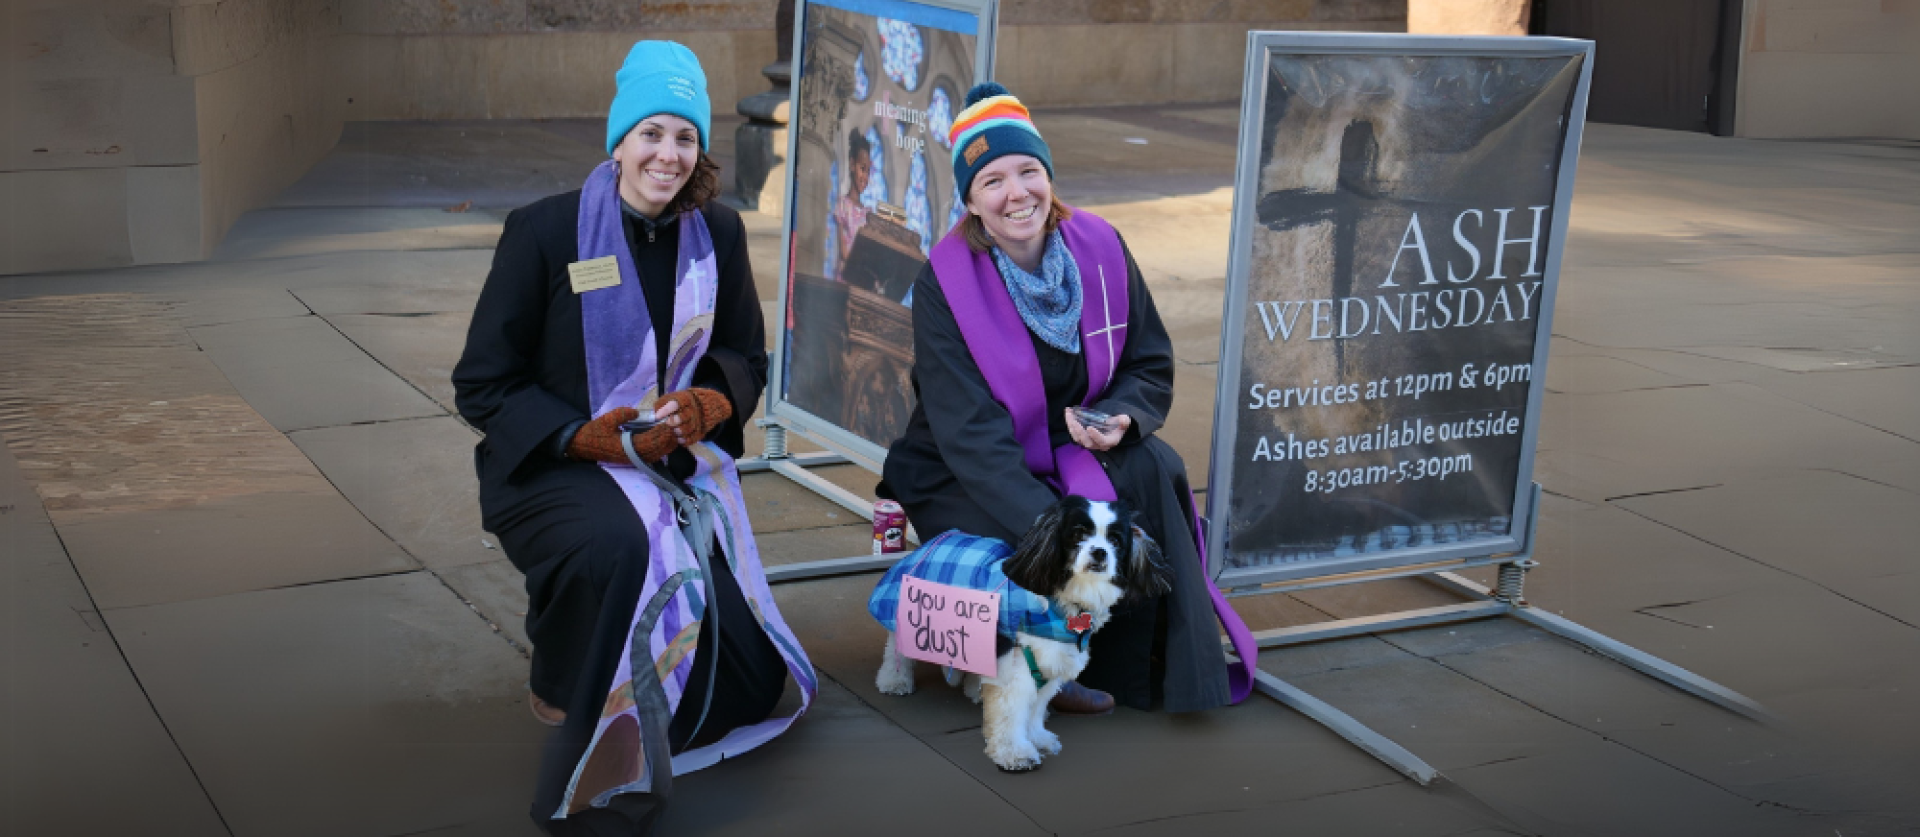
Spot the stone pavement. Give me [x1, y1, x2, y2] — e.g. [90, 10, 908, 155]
[3, 107, 1917, 837]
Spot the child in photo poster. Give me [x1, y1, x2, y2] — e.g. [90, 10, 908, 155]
[831, 128, 873, 280]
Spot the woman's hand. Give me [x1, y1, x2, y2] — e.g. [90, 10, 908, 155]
[655, 388, 734, 447]
[568, 407, 674, 465]
[654, 398, 684, 445]
[1065, 408, 1131, 452]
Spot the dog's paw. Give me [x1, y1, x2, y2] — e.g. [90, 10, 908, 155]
[875, 668, 915, 696]
[963, 673, 983, 704]
[989, 743, 1044, 772]
[1031, 729, 1062, 756]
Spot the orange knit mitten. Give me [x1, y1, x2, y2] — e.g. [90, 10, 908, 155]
[566, 408, 677, 465]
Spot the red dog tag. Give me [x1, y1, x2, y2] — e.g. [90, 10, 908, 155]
[1068, 613, 1092, 633]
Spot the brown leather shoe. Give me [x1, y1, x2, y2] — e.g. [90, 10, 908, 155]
[1048, 680, 1115, 715]
[529, 690, 566, 727]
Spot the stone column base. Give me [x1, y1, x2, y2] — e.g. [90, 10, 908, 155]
[734, 62, 792, 217]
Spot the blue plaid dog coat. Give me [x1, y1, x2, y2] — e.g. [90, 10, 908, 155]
[869, 530, 1081, 646]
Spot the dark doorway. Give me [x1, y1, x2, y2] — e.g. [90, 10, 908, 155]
[1531, 0, 1742, 135]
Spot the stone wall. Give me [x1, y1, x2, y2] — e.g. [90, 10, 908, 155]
[999, 0, 1405, 106]
[1, 0, 1408, 275]
[182, 0, 346, 260]
[325, 0, 1406, 118]
[1405, 0, 1527, 35]
[1736, 0, 1919, 139]
[1, 0, 345, 275]
[329, 0, 778, 121]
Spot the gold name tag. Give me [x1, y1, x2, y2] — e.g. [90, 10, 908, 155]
[568, 256, 622, 293]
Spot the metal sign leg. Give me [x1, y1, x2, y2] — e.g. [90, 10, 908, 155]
[1427, 571, 1778, 725]
[735, 422, 852, 476]
[1234, 655, 1441, 785]
[740, 419, 914, 585]
[1227, 481, 1774, 786]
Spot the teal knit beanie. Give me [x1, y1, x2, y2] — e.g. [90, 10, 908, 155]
[606, 40, 711, 154]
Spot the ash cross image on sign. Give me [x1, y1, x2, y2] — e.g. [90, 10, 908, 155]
[1219, 50, 1587, 572]
[1255, 119, 1406, 371]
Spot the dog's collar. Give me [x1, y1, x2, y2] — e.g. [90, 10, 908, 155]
[1054, 603, 1094, 646]
[1061, 607, 1092, 650]
[1021, 645, 1048, 690]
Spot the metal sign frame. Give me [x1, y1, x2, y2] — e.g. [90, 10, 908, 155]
[1205, 32, 1594, 589]
[765, 0, 1000, 473]
[1201, 31, 1770, 790]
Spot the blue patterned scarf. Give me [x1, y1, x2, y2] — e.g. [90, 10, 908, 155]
[992, 230, 1081, 353]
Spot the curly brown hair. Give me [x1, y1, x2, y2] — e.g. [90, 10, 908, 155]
[956, 197, 1073, 253]
[672, 151, 724, 211]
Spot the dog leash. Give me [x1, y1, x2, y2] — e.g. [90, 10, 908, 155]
[1024, 608, 1092, 690]
[1020, 647, 1048, 690]
[620, 429, 721, 749]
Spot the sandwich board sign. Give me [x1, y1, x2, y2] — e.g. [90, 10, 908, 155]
[1203, 34, 1770, 787]
[1207, 32, 1592, 587]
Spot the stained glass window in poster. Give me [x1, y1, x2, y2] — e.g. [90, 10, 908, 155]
[928, 87, 953, 148]
[947, 180, 965, 232]
[824, 158, 841, 279]
[862, 125, 888, 208]
[879, 18, 925, 90]
[905, 145, 933, 253]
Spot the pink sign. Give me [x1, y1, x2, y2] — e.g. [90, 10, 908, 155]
[897, 575, 1000, 677]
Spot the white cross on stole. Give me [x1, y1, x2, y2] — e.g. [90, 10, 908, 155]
[1085, 266, 1127, 385]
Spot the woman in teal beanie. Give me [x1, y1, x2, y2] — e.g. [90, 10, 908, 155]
[455, 39, 814, 834]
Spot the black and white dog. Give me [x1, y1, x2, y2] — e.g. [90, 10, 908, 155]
[876, 496, 1173, 771]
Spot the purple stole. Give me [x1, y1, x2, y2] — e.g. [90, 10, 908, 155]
[929, 209, 1255, 704]
[556, 161, 816, 818]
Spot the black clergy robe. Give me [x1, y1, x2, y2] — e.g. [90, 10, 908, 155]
[880, 235, 1231, 713]
[452, 191, 788, 815]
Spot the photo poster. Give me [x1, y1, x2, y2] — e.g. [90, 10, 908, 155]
[1207, 35, 1593, 583]
[773, 0, 994, 462]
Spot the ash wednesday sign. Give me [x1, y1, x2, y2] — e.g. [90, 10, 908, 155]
[1207, 34, 1593, 583]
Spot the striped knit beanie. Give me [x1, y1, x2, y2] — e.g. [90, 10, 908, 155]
[949, 82, 1052, 198]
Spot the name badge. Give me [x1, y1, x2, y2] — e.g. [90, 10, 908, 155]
[568, 256, 621, 294]
[897, 575, 1000, 677]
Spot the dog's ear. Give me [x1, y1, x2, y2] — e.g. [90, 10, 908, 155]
[1123, 522, 1174, 601]
[1004, 501, 1071, 595]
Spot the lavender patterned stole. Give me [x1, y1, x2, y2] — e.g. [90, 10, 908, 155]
[555, 161, 817, 818]
[929, 208, 1256, 703]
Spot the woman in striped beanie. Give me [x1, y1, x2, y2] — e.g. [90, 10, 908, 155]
[877, 82, 1256, 721]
